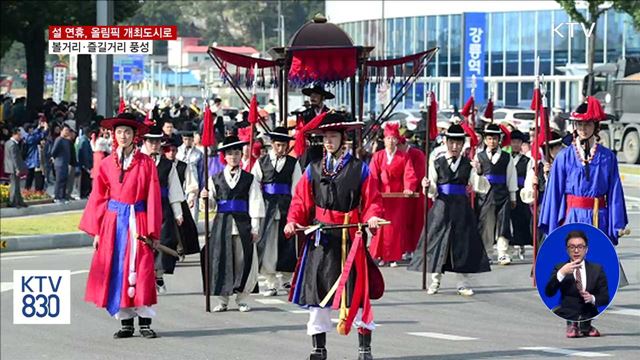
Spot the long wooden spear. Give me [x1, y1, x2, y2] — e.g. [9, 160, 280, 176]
[421, 87, 433, 290]
[532, 56, 541, 287]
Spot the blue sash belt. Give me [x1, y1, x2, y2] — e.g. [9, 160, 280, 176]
[438, 184, 467, 196]
[105, 199, 146, 316]
[217, 199, 248, 213]
[263, 183, 291, 195]
[485, 174, 506, 185]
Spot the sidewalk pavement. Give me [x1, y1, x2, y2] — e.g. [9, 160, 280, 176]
[1, 199, 88, 218]
[1, 220, 209, 253]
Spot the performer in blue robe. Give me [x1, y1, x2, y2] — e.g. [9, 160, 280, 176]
[539, 97, 627, 245]
[539, 96, 628, 338]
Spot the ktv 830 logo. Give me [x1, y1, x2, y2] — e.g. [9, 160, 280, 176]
[13, 270, 70, 324]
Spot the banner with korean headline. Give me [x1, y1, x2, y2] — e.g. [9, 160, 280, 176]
[463, 13, 486, 105]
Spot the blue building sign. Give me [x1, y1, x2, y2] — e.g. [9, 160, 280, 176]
[113, 55, 144, 83]
[463, 13, 486, 104]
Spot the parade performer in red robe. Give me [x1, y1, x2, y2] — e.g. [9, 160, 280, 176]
[284, 111, 385, 360]
[79, 113, 162, 339]
[368, 122, 418, 266]
[398, 135, 426, 255]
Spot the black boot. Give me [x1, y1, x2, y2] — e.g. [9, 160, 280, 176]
[309, 332, 327, 360]
[358, 330, 373, 360]
[138, 317, 157, 338]
[113, 318, 134, 339]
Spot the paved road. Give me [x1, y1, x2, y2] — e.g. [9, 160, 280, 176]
[1, 208, 639, 359]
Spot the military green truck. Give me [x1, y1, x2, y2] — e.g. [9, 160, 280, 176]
[587, 56, 640, 163]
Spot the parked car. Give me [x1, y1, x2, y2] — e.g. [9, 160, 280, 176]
[491, 108, 536, 132]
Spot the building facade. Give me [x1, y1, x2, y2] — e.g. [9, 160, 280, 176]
[326, 1, 640, 113]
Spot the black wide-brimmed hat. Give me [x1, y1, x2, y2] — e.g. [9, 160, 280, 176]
[482, 123, 503, 136]
[302, 84, 335, 99]
[143, 125, 164, 139]
[218, 135, 248, 152]
[543, 131, 564, 146]
[180, 130, 194, 138]
[444, 124, 467, 139]
[307, 111, 364, 134]
[510, 129, 527, 141]
[101, 112, 149, 135]
[161, 136, 179, 148]
[266, 126, 294, 142]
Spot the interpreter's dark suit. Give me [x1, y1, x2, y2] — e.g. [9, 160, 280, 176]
[545, 260, 609, 322]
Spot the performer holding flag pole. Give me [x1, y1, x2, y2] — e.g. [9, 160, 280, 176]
[420, 88, 438, 290]
[531, 56, 542, 283]
[201, 92, 215, 312]
[247, 63, 260, 170]
[461, 75, 477, 207]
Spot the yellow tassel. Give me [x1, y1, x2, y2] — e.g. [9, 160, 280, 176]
[336, 213, 350, 335]
[593, 198, 599, 228]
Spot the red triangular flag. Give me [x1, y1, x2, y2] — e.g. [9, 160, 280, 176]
[530, 88, 541, 111]
[294, 112, 328, 157]
[483, 98, 494, 121]
[460, 122, 479, 148]
[498, 124, 511, 148]
[248, 94, 259, 125]
[533, 105, 549, 162]
[201, 105, 216, 147]
[427, 91, 438, 141]
[118, 97, 126, 114]
[461, 96, 474, 117]
[143, 110, 154, 127]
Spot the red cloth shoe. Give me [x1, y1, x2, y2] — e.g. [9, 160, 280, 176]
[584, 326, 601, 337]
[566, 324, 580, 338]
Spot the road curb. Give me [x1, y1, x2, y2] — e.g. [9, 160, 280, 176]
[1, 232, 93, 252]
[0, 199, 88, 218]
[1, 220, 209, 253]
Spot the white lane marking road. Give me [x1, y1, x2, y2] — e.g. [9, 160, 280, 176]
[0, 248, 94, 257]
[289, 310, 309, 314]
[1, 270, 88, 293]
[407, 332, 477, 341]
[520, 347, 611, 357]
[254, 298, 287, 305]
[608, 306, 640, 317]
[0, 256, 38, 261]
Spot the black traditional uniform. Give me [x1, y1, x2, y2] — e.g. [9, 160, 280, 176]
[475, 124, 518, 265]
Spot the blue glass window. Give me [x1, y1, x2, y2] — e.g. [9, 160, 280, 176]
[538, 10, 553, 76]
[394, 18, 403, 57]
[570, 9, 587, 64]
[490, 13, 504, 76]
[405, 84, 415, 109]
[505, 83, 518, 106]
[554, 11, 569, 74]
[427, 16, 438, 76]
[386, 18, 394, 58]
[405, 17, 414, 55]
[625, 13, 640, 56]
[450, 82, 461, 108]
[438, 15, 449, 77]
[450, 14, 462, 77]
[415, 82, 425, 104]
[416, 16, 426, 51]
